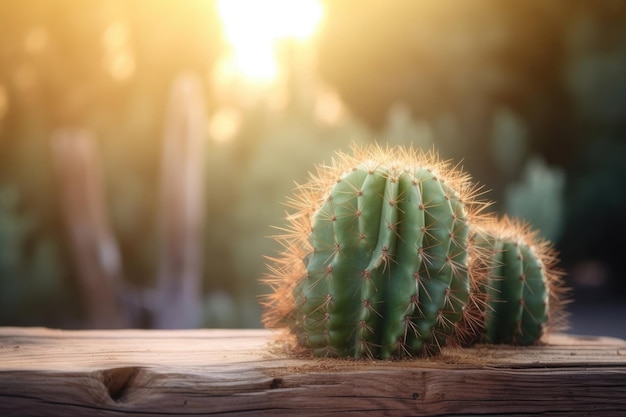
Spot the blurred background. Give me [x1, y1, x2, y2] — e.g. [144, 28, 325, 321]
[0, 0, 624, 336]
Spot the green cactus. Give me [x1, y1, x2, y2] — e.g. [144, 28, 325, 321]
[263, 145, 486, 358]
[473, 217, 567, 345]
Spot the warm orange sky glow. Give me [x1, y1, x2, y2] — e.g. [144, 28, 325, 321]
[216, 0, 323, 82]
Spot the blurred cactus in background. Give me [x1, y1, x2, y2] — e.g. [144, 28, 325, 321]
[505, 157, 565, 242]
[383, 103, 434, 150]
[490, 107, 528, 178]
[0, 0, 625, 332]
[0, 0, 222, 328]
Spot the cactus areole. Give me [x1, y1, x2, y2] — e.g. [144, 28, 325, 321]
[263, 146, 485, 358]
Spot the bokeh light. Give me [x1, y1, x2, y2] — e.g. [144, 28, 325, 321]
[216, 0, 323, 81]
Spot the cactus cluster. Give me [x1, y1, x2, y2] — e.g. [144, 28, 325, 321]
[263, 145, 567, 359]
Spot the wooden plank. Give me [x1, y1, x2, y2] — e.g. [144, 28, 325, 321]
[0, 328, 625, 416]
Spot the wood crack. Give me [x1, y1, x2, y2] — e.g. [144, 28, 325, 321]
[101, 366, 141, 402]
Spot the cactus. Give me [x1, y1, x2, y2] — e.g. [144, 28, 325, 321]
[473, 216, 567, 345]
[263, 145, 487, 358]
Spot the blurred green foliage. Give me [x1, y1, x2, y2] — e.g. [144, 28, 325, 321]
[0, 0, 222, 326]
[504, 157, 565, 242]
[0, 186, 69, 325]
[317, 0, 626, 294]
[1, 0, 625, 328]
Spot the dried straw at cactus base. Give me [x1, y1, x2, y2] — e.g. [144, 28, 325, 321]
[262, 145, 490, 359]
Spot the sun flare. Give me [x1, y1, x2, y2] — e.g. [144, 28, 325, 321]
[216, 0, 323, 82]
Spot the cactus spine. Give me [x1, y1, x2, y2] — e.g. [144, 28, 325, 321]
[263, 145, 486, 358]
[474, 217, 567, 345]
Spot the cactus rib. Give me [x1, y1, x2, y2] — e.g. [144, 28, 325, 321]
[263, 145, 487, 358]
[474, 216, 568, 345]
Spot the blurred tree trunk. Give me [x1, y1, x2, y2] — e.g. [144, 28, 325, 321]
[51, 130, 127, 328]
[153, 73, 207, 328]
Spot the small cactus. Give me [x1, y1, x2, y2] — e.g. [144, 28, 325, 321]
[263, 145, 487, 358]
[473, 216, 567, 345]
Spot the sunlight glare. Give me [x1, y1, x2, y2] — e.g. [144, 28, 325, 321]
[216, 0, 323, 82]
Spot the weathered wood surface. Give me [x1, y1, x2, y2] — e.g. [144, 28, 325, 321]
[1, 328, 625, 416]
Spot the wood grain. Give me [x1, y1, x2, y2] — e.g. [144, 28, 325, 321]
[1, 328, 625, 416]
